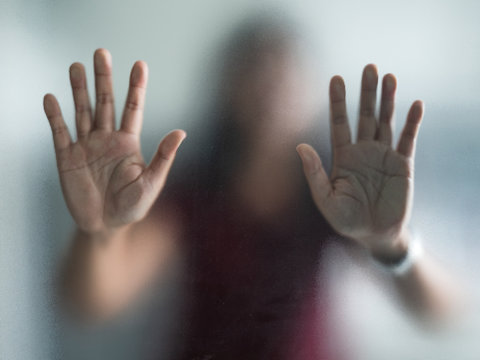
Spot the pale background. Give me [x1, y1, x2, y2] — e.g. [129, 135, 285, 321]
[1, 0, 480, 359]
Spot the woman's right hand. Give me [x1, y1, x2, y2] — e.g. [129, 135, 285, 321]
[43, 49, 185, 234]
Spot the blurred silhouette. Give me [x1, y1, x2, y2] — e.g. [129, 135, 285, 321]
[162, 18, 338, 359]
[43, 15, 463, 360]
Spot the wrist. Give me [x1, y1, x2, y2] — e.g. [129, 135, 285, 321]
[76, 224, 131, 243]
[369, 231, 424, 276]
[366, 229, 410, 265]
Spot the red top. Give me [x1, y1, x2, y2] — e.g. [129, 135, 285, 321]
[156, 182, 340, 360]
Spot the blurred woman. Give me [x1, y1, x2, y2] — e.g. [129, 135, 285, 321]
[43, 17, 461, 360]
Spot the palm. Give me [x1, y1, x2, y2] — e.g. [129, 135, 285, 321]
[57, 131, 144, 231]
[327, 142, 411, 240]
[298, 64, 423, 249]
[44, 49, 185, 233]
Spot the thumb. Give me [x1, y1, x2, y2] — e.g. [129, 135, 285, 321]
[296, 144, 332, 208]
[144, 129, 186, 193]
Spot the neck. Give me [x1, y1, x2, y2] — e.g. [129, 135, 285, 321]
[228, 131, 304, 222]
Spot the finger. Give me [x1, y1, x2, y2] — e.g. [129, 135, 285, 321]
[144, 130, 187, 193]
[377, 74, 396, 146]
[397, 100, 424, 158]
[69, 62, 93, 138]
[120, 61, 148, 136]
[93, 48, 115, 131]
[357, 64, 378, 141]
[296, 144, 332, 209]
[43, 94, 72, 151]
[329, 76, 351, 149]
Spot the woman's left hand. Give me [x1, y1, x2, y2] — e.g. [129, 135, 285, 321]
[297, 64, 424, 261]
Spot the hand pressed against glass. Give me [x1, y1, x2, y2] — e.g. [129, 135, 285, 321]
[297, 64, 424, 261]
[43, 49, 185, 234]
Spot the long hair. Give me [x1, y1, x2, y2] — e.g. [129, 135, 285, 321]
[167, 14, 330, 204]
[186, 15, 326, 189]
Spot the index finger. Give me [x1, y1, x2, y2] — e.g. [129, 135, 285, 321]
[120, 61, 148, 136]
[329, 75, 352, 149]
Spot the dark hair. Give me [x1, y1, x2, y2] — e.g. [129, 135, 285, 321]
[219, 15, 302, 96]
[172, 14, 328, 196]
[205, 16, 308, 188]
